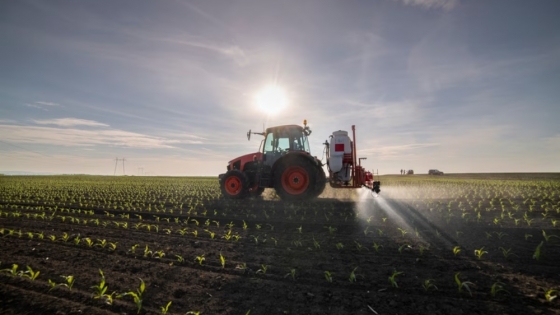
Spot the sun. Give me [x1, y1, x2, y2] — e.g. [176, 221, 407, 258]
[255, 85, 288, 115]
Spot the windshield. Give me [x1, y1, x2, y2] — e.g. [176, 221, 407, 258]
[263, 127, 310, 153]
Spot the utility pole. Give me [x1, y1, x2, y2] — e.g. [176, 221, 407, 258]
[113, 158, 126, 175]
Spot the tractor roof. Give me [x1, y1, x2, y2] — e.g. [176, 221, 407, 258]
[265, 124, 303, 133]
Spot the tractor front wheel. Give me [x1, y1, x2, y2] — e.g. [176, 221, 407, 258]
[220, 170, 249, 199]
[274, 157, 317, 201]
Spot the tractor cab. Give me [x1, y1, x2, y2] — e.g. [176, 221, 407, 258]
[261, 124, 311, 167]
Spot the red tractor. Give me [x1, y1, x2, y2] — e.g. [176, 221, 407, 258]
[218, 120, 380, 201]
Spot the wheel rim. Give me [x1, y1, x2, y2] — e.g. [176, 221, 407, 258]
[281, 166, 310, 195]
[224, 176, 242, 195]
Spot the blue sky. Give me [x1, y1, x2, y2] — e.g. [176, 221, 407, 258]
[1, 0, 559, 175]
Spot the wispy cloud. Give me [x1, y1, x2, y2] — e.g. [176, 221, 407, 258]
[25, 101, 61, 110]
[394, 0, 459, 10]
[32, 118, 109, 127]
[0, 124, 180, 149]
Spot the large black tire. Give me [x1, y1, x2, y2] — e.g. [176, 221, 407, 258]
[312, 166, 326, 198]
[220, 170, 249, 199]
[274, 156, 317, 201]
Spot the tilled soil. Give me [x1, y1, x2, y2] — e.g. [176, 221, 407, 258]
[0, 182, 559, 315]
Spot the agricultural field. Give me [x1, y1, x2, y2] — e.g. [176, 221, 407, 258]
[0, 174, 559, 315]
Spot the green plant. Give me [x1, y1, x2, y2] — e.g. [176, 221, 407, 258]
[91, 269, 116, 305]
[533, 241, 544, 261]
[494, 231, 508, 239]
[490, 282, 509, 298]
[1, 263, 18, 275]
[498, 247, 515, 259]
[120, 278, 146, 314]
[285, 268, 296, 281]
[161, 301, 172, 315]
[388, 270, 403, 288]
[256, 264, 268, 274]
[335, 242, 344, 250]
[220, 252, 226, 269]
[59, 275, 75, 290]
[474, 247, 488, 260]
[422, 279, 438, 292]
[372, 242, 383, 252]
[195, 254, 205, 266]
[544, 289, 558, 302]
[349, 267, 359, 283]
[19, 266, 40, 280]
[398, 244, 411, 254]
[542, 230, 559, 242]
[452, 246, 461, 256]
[454, 272, 474, 296]
[324, 271, 333, 283]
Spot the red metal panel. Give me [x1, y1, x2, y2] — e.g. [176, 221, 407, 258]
[335, 143, 344, 152]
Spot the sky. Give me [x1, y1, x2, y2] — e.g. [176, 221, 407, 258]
[1, 0, 559, 176]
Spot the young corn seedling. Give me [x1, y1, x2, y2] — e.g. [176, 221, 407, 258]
[397, 227, 408, 237]
[372, 242, 383, 252]
[91, 269, 116, 305]
[1, 264, 18, 276]
[161, 301, 172, 315]
[120, 278, 146, 314]
[108, 242, 118, 251]
[84, 237, 94, 247]
[154, 250, 165, 259]
[256, 264, 268, 274]
[324, 271, 333, 283]
[544, 289, 558, 302]
[490, 282, 509, 298]
[525, 233, 533, 241]
[129, 244, 139, 254]
[335, 242, 344, 250]
[18, 266, 40, 280]
[175, 255, 185, 263]
[454, 272, 474, 296]
[349, 267, 359, 283]
[398, 244, 411, 254]
[195, 254, 205, 266]
[59, 275, 75, 290]
[474, 247, 488, 260]
[204, 229, 215, 239]
[285, 268, 297, 281]
[388, 270, 403, 288]
[355, 240, 368, 251]
[499, 247, 515, 260]
[542, 230, 559, 242]
[533, 241, 544, 261]
[494, 232, 508, 239]
[95, 239, 107, 248]
[422, 279, 438, 292]
[144, 245, 153, 258]
[453, 246, 461, 256]
[48, 279, 57, 292]
[220, 253, 226, 269]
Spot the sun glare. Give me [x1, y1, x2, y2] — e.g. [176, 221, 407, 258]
[255, 85, 288, 115]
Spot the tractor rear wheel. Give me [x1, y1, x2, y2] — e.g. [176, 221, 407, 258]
[274, 157, 317, 201]
[220, 170, 249, 199]
[312, 166, 326, 198]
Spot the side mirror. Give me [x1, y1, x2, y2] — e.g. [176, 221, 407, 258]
[247, 129, 251, 141]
